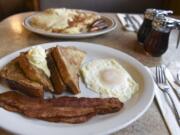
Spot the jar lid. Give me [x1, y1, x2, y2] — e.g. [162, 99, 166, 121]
[144, 9, 173, 20]
[176, 19, 180, 30]
[152, 15, 177, 32]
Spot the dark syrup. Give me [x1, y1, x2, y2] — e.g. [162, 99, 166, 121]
[137, 19, 152, 43]
[144, 29, 170, 57]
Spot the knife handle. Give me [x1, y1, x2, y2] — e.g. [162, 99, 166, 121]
[168, 81, 180, 101]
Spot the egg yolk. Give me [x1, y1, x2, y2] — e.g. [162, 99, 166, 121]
[100, 69, 126, 86]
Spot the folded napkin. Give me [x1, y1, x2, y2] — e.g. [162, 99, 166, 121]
[148, 67, 180, 135]
[117, 13, 143, 32]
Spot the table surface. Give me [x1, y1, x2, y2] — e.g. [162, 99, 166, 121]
[0, 12, 179, 135]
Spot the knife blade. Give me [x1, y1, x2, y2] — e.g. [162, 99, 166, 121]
[165, 68, 180, 100]
[176, 30, 180, 49]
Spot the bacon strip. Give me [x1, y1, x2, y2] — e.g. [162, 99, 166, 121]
[0, 91, 123, 124]
[48, 96, 123, 114]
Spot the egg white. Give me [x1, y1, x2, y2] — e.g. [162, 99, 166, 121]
[80, 59, 139, 102]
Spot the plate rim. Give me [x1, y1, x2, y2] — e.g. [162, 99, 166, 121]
[0, 41, 155, 135]
[22, 12, 117, 38]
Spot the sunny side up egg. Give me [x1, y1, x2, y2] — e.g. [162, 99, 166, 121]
[80, 59, 139, 103]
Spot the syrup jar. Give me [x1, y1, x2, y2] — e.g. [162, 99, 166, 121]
[144, 15, 178, 57]
[137, 9, 173, 44]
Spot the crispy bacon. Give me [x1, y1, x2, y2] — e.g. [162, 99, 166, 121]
[48, 96, 123, 114]
[0, 91, 123, 124]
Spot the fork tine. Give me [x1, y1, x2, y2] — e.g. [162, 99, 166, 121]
[156, 66, 159, 83]
[157, 66, 160, 83]
[162, 67, 165, 83]
[161, 66, 164, 83]
[158, 66, 162, 83]
[159, 66, 164, 83]
[157, 66, 161, 83]
[162, 65, 167, 84]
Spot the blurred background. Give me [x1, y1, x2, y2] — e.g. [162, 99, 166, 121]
[0, 0, 179, 21]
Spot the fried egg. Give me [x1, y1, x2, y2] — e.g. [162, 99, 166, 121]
[80, 59, 139, 102]
[30, 8, 101, 34]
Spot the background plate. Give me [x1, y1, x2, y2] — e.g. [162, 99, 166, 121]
[0, 42, 154, 135]
[23, 13, 117, 38]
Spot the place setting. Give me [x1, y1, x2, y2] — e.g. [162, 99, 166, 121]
[117, 8, 180, 134]
[0, 2, 180, 135]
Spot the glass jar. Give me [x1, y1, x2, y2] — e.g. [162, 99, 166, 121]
[137, 9, 173, 44]
[144, 15, 176, 57]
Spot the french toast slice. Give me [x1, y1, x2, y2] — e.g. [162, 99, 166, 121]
[47, 49, 66, 94]
[51, 46, 86, 94]
[17, 53, 53, 92]
[0, 57, 44, 97]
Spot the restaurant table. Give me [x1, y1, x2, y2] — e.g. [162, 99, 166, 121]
[0, 12, 179, 135]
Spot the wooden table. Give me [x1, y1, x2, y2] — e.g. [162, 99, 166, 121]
[0, 12, 179, 135]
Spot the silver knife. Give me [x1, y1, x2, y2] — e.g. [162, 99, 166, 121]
[176, 30, 180, 48]
[165, 68, 180, 100]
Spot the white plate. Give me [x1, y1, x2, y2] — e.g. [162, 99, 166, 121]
[0, 42, 154, 135]
[23, 13, 117, 38]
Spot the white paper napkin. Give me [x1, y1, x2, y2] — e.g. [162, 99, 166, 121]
[117, 13, 143, 32]
[147, 67, 180, 135]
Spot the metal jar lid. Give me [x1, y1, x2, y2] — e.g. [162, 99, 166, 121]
[144, 9, 173, 20]
[176, 19, 180, 30]
[152, 15, 177, 32]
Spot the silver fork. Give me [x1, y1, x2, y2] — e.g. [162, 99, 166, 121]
[125, 14, 138, 32]
[124, 16, 131, 28]
[156, 65, 180, 126]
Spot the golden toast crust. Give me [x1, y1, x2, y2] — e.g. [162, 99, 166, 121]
[47, 50, 66, 94]
[0, 58, 44, 97]
[51, 46, 86, 94]
[18, 53, 53, 92]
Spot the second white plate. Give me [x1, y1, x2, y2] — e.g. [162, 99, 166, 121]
[23, 13, 117, 38]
